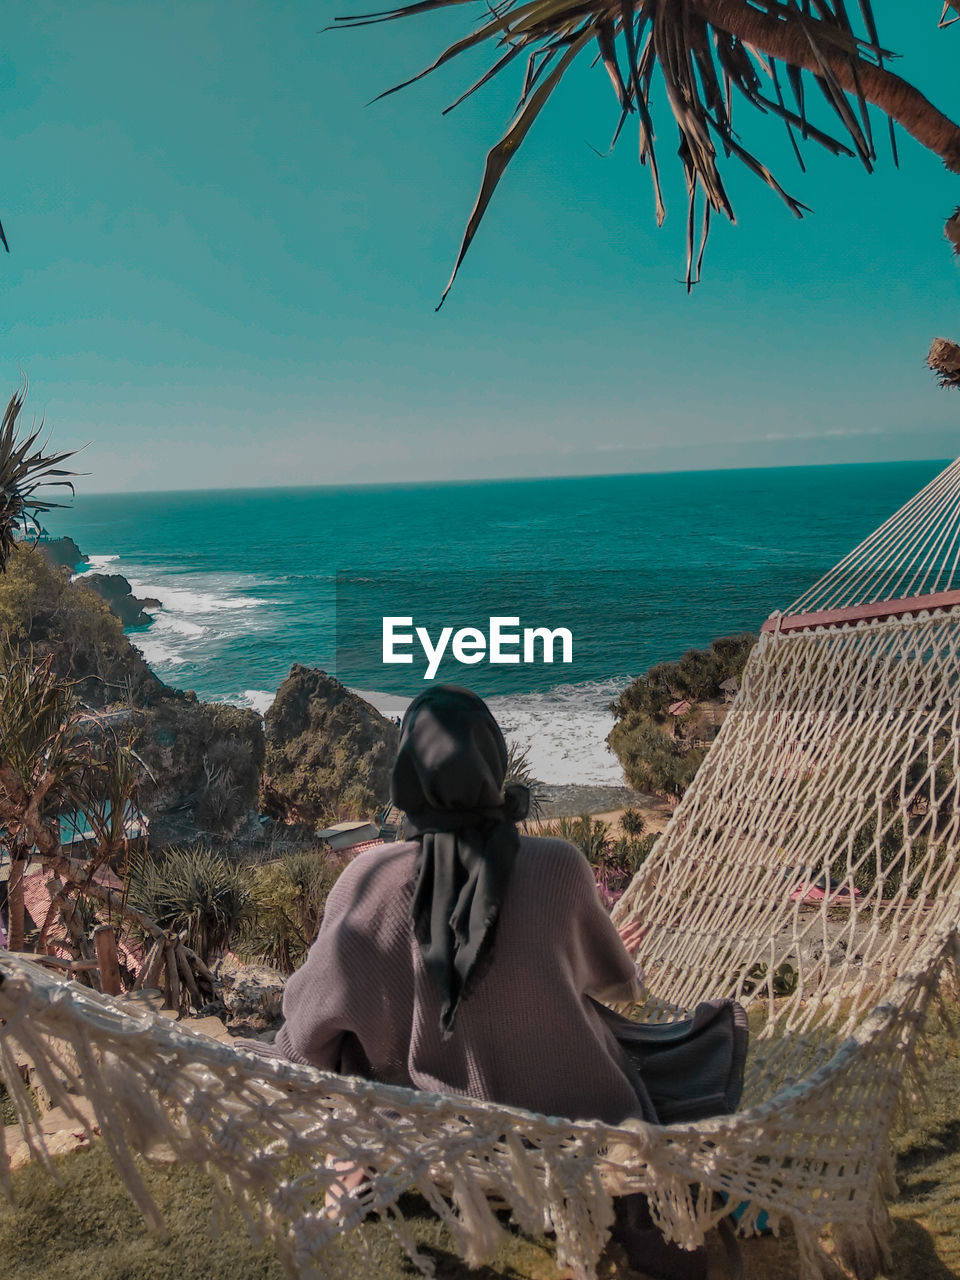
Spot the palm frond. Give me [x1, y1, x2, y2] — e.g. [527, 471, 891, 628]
[341, 0, 960, 296]
[0, 384, 79, 570]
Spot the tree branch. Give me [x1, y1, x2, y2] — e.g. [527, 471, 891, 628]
[690, 0, 960, 172]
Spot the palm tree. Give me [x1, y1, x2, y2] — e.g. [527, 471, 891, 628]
[340, 3, 960, 299]
[0, 385, 77, 570]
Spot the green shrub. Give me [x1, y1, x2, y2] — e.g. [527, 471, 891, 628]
[128, 845, 251, 963]
[234, 850, 341, 974]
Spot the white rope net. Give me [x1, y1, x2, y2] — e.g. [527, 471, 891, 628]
[788, 455, 960, 612]
[4, 461, 960, 1278]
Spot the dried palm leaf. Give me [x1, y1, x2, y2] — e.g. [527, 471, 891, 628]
[339, 1, 960, 299]
[928, 337, 960, 390]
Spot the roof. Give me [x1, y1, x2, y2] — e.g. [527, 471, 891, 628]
[315, 821, 377, 838]
[719, 677, 740, 692]
[668, 699, 693, 716]
[17, 866, 144, 972]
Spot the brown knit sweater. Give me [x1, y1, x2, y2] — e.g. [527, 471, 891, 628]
[271, 835, 644, 1125]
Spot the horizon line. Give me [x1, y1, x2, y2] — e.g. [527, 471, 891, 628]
[71, 454, 953, 499]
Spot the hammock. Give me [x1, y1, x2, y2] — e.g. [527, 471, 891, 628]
[5, 460, 960, 1280]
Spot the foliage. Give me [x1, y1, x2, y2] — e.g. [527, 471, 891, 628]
[0, 385, 77, 571]
[743, 961, 799, 998]
[127, 845, 251, 964]
[262, 667, 399, 826]
[0, 544, 162, 708]
[541, 813, 658, 906]
[504, 740, 547, 823]
[234, 850, 341, 974]
[620, 807, 645, 836]
[341, 4, 960, 298]
[0, 641, 143, 949]
[608, 633, 755, 798]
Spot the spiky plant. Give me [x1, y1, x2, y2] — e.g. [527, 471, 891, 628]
[340, 3, 960, 298]
[0, 386, 78, 570]
[127, 845, 251, 964]
[505, 740, 547, 822]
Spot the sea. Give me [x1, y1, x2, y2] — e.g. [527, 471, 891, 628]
[41, 461, 948, 786]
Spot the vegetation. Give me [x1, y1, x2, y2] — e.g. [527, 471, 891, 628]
[608, 634, 755, 799]
[127, 845, 252, 966]
[0, 641, 141, 950]
[505, 741, 547, 824]
[343, 6, 960, 299]
[542, 813, 658, 905]
[0, 542, 162, 707]
[262, 666, 399, 826]
[0, 385, 76, 570]
[234, 850, 341, 974]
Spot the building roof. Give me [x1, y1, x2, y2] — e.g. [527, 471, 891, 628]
[668, 699, 693, 716]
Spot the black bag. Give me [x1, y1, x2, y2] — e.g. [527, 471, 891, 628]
[592, 997, 749, 1124]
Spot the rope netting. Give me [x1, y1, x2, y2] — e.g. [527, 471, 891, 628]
[3, 464, 960, 1277]
[788, 455, 960, 614]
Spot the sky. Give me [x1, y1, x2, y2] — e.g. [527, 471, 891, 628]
[3, 1, 960, 492]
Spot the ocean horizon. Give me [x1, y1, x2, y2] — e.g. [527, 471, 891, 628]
[42, 458, 949, 786]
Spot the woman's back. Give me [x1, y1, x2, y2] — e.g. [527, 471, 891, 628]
[277, 833, 643, 1124]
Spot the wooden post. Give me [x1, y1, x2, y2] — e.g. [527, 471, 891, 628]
[93, 925, 123, 996]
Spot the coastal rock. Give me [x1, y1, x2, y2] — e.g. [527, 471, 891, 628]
[0, 544, 167, 708]
[215, 956, 285, 1034]
[262, 666, 399, 825]
[80, 572, 157, 628]
[131, 699, 265, 838]
[34, 535, 87, 572]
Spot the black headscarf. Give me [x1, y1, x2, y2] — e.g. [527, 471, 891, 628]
[391, 685, 530, 1039]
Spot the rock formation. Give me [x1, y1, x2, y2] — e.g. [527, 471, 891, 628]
[262, 666, 399, 825]
[79, 572, 158, 628]
[34, 535, 86, 572]
[131, 699, 265, 841]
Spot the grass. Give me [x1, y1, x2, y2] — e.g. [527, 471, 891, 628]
[0, 1004, 958, 1280]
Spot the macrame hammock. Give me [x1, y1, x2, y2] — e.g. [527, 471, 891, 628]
[4, 459, 960, 1280]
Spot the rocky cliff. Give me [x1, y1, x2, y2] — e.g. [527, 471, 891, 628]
[79, 572, 158, 628]
[130, 698, 265, 842]
[262, 666, 399, 825]
[35, 535, 86, 572]
[0, 545, 167, 707]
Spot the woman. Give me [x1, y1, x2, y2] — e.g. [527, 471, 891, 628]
[267, 685, 704, 1278]
[273, 684, 647, 1126]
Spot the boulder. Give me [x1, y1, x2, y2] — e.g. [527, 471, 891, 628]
[131, 698, 265, 839]
[215, 957, 285, 1035]
[262, 666, 399, 826]
[34, 535, 87, 572]
[80, 572, 157, 628]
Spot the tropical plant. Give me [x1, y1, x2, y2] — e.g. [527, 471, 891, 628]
[127, 845, 252, 964]
[0, 386, 78, 571]
[505, 740, 547, 822]
[234, 850, 341, 974]
[0, 641, 140, 950]
[541, 812, 658, 904]
[341, 4, 960, 298]
[620, 806, 646, 836]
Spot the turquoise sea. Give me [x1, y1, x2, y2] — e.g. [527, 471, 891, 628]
[42, 461, 948, 784]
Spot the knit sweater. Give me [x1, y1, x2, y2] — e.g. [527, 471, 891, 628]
[273, 835, 645, 1125]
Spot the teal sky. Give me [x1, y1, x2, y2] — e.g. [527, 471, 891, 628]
[4, 2, 960, 492]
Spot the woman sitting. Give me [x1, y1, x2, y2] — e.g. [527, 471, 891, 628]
[266, 684, 703, 1280]
[274, 684, 646, 1124]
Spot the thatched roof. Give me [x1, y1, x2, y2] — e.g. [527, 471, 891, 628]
[928, 338, 960, 389]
